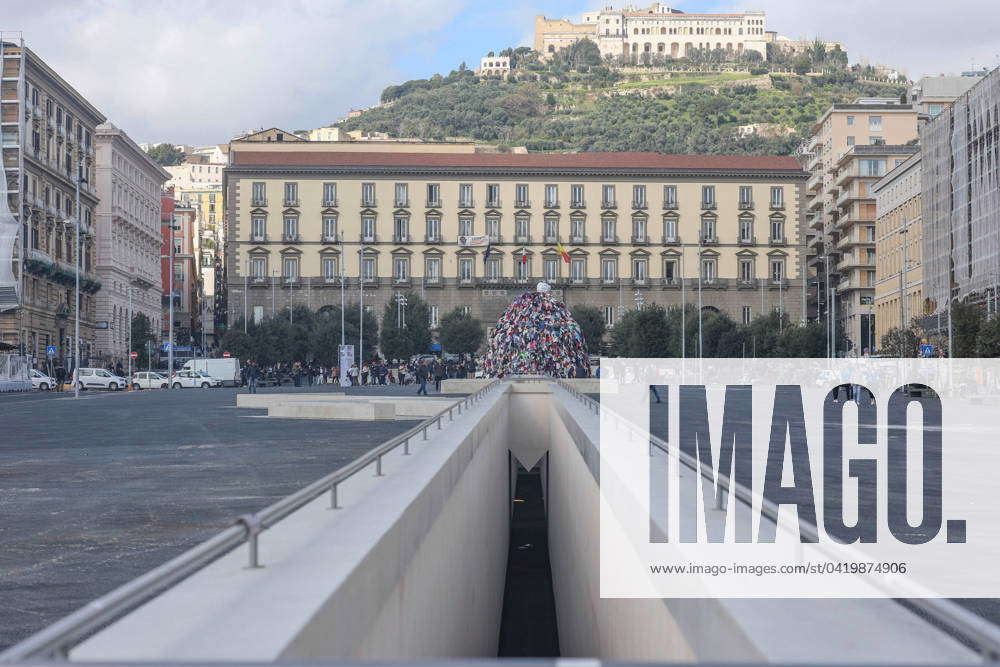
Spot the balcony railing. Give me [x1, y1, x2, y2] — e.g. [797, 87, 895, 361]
[601, 234, 619, 244]
[361, 276, 379, 286]
[544, 200, 559, 209]
[631, 277, 649, 286]
[662, 277, 681, 288]
[569, 200, 585, 209]
[322, 199, 338, 207]
[769, 236, 787, 246]
[251, 198, 267, 207]
[601, 277, 619, 286]
[361, 234, 377, 243]
[569, 234, 586, 244]
[393, 234, 411, 244]
[700, 234, 718, 245]
[663, 201, 678, 210]
[569, 276, 586, 285]
[361, 199, 377, 207]
[632, 201, 648, 210]
[426, 199, 442, 208]
[701, 201, 717, 210]
[631, 234, 649, 244]
[662, 235, 681, 245]
[770, 201, 785, 211]
[737, 278, 757, 289]
[543, 234, 558, 244]
[601, 200, 616, 209]
[458, 276, 475, 286]
[485, 199, 501, 208]
[394, 199, 410, 208]
[321, 235, 339, 244]
[392, 276, 411, 285]
[737, 236, 757, 246]
[282, 233, 300, 243]
[250, 233, 268, 243]
[515, 199, 531, 208]
[515, 235, 531, 244]
[738, 201, 754, 210]
[423, 276, 442, 287]
[458, 199, 474, 209]
[425, 234, 442, 244]
[284, 199, 300, 207]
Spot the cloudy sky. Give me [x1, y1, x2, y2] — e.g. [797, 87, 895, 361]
[5, 0, 997, 146]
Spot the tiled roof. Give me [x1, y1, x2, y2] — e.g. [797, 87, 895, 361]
[230, 151, 803, 173]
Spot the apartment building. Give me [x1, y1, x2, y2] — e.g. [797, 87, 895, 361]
[0, 36, 106, 364]
[801, 100, 917, 354]
[224, 147, 808, 334]
[175, 185, 223, 347]
[921, 67, 1000, 321]
[160, 194, 198, 347]
[93, 123, 170, 365]
[536, 4, 769, 62]
[872, 152, 922, 345]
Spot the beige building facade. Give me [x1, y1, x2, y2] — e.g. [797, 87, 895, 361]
[224, 149, 808, 342]
[536, 4, 769, 62]
[801, 100, 918, 354]
[1, 37, 105, 365]
[872, 152, 922, 345]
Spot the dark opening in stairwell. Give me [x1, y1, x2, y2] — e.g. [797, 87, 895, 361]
[497, 458, 560, 657]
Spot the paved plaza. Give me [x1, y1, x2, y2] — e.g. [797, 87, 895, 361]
[0, 383, 431, 649]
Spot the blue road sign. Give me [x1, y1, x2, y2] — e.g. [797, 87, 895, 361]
[430, 343, 442, 352]
[920, 344, 934, 357]
[46, 345, 57, 357]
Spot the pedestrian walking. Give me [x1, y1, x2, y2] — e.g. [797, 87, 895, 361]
[416, 361, 429, 396]
[433, 360, 445, 392]
[54, 364, 66, 392]
[247, 361, 259, 394]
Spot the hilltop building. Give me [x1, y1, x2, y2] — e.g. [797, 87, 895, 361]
[535, 3, 770, 62]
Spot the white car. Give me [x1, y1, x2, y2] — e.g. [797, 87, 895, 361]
[170, 370, 223, 389]
[74, 368, 128, 391]
[131, 371, 169, 390]
[30, 369, 56, 391]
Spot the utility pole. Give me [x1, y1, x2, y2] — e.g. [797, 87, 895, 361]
[167, 213, 175, 385]
[73, 157, 82, 399]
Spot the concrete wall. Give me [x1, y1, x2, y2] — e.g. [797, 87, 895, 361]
[74, 387, 512, 661]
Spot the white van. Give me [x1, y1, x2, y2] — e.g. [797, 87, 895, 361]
[182, 358, 241, 386]
[73, 368, 128, 391]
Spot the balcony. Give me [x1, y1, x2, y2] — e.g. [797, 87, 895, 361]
[600, 277, 619, 287]
[569, 235, 586, 244]
[361, 199, 378, 208]
[690, 277, 729, 289]
[323, 276, 343, 284]
[485, 199, 501, 209]
[632, 201, 648, 210]
[514, 235, 532, 244]
[394, 199, 410, 208]
[322, 199, 338, 207]
[424, 234, 443, 244]
[601, 200, 616, 209]
[283, 277, 299, 285]
[426, 199, 442, 208]
[662, 201, 678, 211]
[544, 200, 559, 209]
[360, 234, 378, 243]
[542, 234, 559, 245]
[392, 276, 411, 286]
[767, 279, 789, 290]
[569, 200, 585, 209]
[601, 234, 618, 245]
[662, 235, 681, 245]
[569, 277, 587, 286]
[283, 199, 300, 207]
[701, 201, 717, 210]
[361, 276, 380, 286]
[736, 278, 757, 289]
[423, 276, 443, 287]
[807, 171, 823, 192]
[631, 234, 649, 245]
[393, 234, 411, 244]
[251, 198, 267, 207]
[631, 277, 649, 286]
[458, 276, 475, 287]
[738, 201, 754, 210]
[806, 196, 823, 212]
[516, 199, 531, 209]
[661, 277, 681, 289]
[250, 233, 268, 243]
[737, 236, 757, 246]
[488, 235, 502, 244]
[769, 236, 787, 247]
[321, 235, 339, 244]
[458, 199, 474, 209]
[281, 233, 300, 243]
[700, 234, 718, 245]
[770, 201, 785, 211]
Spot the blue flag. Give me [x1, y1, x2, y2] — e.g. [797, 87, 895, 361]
[483, 243, 493, 263]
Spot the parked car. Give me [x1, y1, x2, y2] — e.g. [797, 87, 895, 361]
[182, 358, 242, 387]
[73, 368, 128, 391]
[170, 370, 223, 389]
[30, 369, 56, 391]
[131, 371, 169, 390]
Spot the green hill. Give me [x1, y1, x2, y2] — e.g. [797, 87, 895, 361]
[339, 48, 907, 156]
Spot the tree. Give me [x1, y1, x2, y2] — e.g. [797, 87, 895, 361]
[950, 300, 984, 357]
[977, 316, 1000, 357]
[880, 326, 920, 357]
[145, 143, 184, 166]
[219, 326, 254, 363]
[570, 305, 606, 354]
[438, 308, 485, 356]
[379, 292, 432, 361]
[130, 312, 156, 368]
[610, 305, 672, 357]
[792, 54, 812, 75]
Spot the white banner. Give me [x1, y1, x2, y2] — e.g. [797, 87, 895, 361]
[457, 234, 490, 247]
[338, 344, 354, 387]
[600, 358, 1000, 598]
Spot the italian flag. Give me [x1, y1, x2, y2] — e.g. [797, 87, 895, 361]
[556, 242, 570, 263]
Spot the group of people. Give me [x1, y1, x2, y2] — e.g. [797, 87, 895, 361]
[238, 357, 480, 392]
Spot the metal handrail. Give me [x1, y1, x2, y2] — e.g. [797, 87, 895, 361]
[551, 379, 1000, 661]
[0, 379, 503, 662]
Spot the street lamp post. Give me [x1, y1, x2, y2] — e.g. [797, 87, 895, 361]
[271, 269, 276, 317]
[73, 157, 82, 399]
[396, 292, 407, 328]
[633, 289, 644, 309]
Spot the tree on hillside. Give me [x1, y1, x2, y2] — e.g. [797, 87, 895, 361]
[438, 308, 485, 356]
[379, 291, 432, 361]
[145, 143, 184, 166]
[792, 54, 812, 75]
[570, 305, 605, 354]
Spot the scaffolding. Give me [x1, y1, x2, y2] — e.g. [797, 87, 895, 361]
[0, 33, 25, 316]
[921, 67, 1000, 318]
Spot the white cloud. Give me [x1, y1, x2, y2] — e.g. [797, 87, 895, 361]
[5, 0, 466, 145]
[704, 0, 1000, 79]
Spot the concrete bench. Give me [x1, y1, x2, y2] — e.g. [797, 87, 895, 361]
[267, 400, 395, 421]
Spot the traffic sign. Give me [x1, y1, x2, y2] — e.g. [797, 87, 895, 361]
[130, 351, 138, 359]
[222, 351, 231, 358]
[46, 345, 57, 357]
[920, 344, 934, 357]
